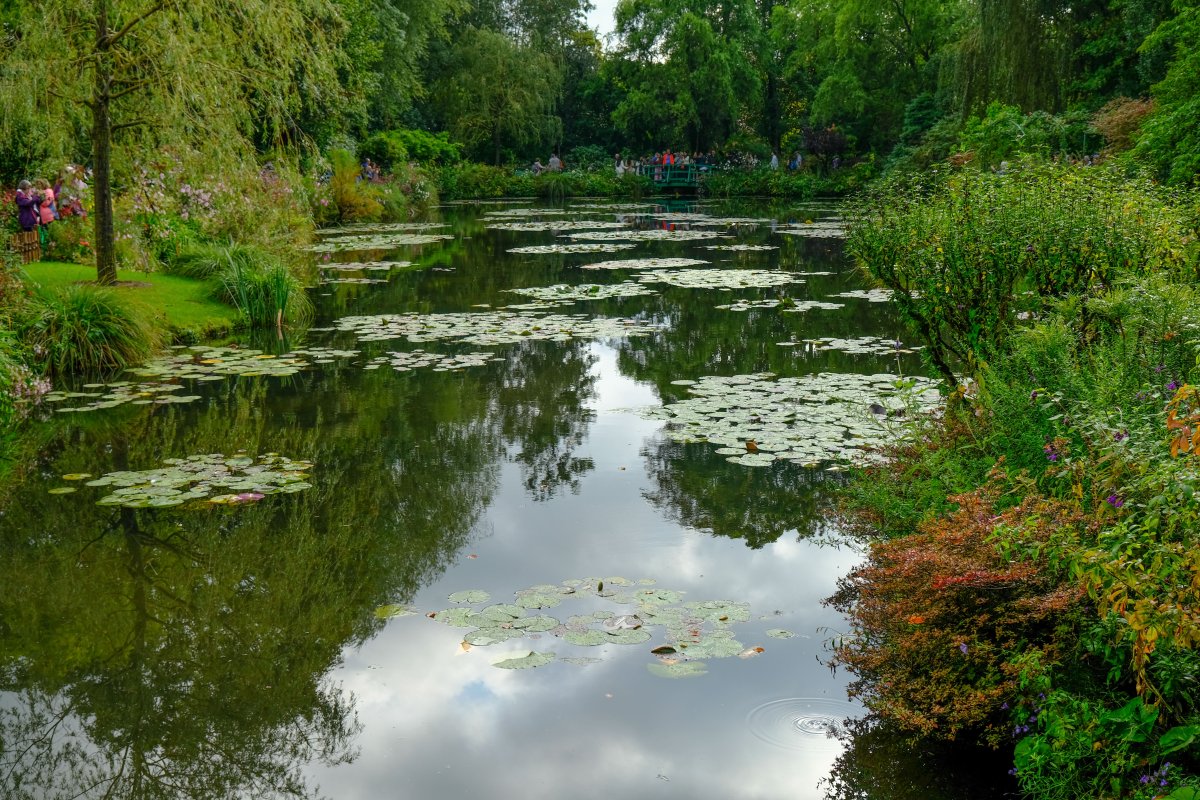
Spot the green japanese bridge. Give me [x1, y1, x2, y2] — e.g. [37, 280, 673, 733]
[643, 164, 701, 191]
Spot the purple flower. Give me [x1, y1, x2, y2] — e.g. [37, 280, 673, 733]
[1030, 390, 1039, 401]
[1043, 444, 1059, 462]
[958, 643, 969, 654]
[1113, 430, 1128, 442]
[1155, 364, 1166, 374]
[1141, 776, 1151, 785]
[1106, 494, 1124, 508]
[1001, 702, 1009, 710]
[1167, 381, 1180, 392]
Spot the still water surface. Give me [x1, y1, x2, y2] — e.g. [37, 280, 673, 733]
[0, 199, 1005, 799]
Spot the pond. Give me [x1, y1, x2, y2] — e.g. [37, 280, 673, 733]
[0, 198, 1012, 799]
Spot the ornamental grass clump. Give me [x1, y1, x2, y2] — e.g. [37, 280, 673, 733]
[168, 243, 311, 328]
[22, 285, 163, 376]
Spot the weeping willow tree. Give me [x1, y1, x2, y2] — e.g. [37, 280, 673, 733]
[0, 1, 346, 285]
[947, 0, 1074, 115]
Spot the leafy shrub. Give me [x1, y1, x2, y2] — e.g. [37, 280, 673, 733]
[361, 129, 460, 169]
[847, 164, 1196, 382]
[20, 284, 163, 376]
[565, 145, 610, 172]
[957, 103, 1099, 169]
[828, 485, 1089, 746]
[328, 149, 383, 223]
[1092, 97, 1154, 155]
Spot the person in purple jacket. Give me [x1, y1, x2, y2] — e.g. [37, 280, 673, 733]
[15, 181, 41, 232]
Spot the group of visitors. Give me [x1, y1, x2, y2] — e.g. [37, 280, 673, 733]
[13, 166, 88, 242]
[531, 154, 564, 175]
[612, 151, 721, 180]
[360, 158, 383, 181]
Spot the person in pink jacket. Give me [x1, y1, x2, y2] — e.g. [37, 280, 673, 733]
[34, 178, 56, 225]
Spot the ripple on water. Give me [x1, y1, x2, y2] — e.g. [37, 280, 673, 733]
[746, 698, 860, 750]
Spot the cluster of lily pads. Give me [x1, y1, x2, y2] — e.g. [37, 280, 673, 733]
[485, 220, 631, 232]
[332, 311, 659, 345]
[503, 282, 658, 304]
[44, 346, 361, 413]
[50, 453, 313, 507]
[832, 288, 895, 302]
[319, 261, 413, 271]
[634, 269, 803, 290]
[777, 222, 846, 238]
[45, 382, 203, 414]
[377, 578, 797, 676]
[579, 257, 707, 271]
[508, 243, 636, 255]
[715, 298, 845, 313]
[796, 335, 923, 355]
[316, 222, 449, 236]
[566, 229, 726, 243]
[307, 233, 454, 253]
[642, 372, 941, 467]
[704, 244, 778, 252]
[131, 345, 359, 380]
[364, 350, 504, 372]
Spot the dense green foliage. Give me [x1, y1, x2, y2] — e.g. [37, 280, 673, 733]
[836, 168, 1200, 798]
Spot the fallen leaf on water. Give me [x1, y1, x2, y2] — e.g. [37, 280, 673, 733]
[738, 647, 766, 659]
[650, 646, 677, 655]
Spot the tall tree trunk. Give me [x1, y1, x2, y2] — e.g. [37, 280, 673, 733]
[92, 0, 117, 286]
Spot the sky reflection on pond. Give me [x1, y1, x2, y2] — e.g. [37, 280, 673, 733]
[0, 199, 1011, 800]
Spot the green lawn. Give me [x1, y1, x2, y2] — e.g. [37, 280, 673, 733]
[21, 261, 242, 340]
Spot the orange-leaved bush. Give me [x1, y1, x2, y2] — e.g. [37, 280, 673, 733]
[827, 486, 1091, 746]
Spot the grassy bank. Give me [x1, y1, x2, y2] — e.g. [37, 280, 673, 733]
[831, 162, 1200, 799]
[21, 262, 242, 342]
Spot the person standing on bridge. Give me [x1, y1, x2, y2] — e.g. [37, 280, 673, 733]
[770, 151, 780, 170]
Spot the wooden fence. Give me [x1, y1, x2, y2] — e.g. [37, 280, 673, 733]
[8, 230, 40, 264]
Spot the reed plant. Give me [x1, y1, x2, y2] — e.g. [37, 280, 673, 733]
[169, 242, 311, 328]
[21, 285, 163, 376]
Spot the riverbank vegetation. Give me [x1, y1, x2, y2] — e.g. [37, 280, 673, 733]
[834, 163, 1200, 798]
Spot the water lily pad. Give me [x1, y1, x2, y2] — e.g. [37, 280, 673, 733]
[465, 628, 524, 646]
[448, 590, 491, 604]
[635, 269, 802, 290]
[579, 257, 708, 271]
[333, 311, 659, 346]
[87, 453, 314, 508]
[306, 232, 454, 253]
[508, 243, 636, 255]
[431, 608, 480, 627]
[564, 629, 610, 646]
[647, 661, 708, 679]
[639, 372, 941, 467]
[492, 651, 556, 669]
[515, 592, 562, 609]
[767, 629, 796, 639]
[48, 487, 77, 495]
[566, 229, 726, 243]
[503, 282, 657, 304]
[478, 603, 525, 622]
[62, 473, 92, 480]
